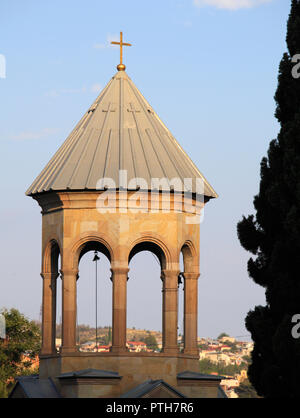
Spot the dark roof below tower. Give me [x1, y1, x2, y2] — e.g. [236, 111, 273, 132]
[57, 368, 121, 380]
[177, 371, 224, 381]
[120, 379, 186, 398]
[9, 376, 61, 398]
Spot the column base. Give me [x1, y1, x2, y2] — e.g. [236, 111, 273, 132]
[161, 346, 179, 355]
[40, 348, 56, 356]
[60, 346, 78, 354]
[183, 349, 199, 356]
[110, 346, 129, 354]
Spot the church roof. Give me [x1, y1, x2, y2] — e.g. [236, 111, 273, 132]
[120, 379, 186, 398]
[9, 376, 61, 398]
[57, 368, 121, 379]
[26, 70, 217, 198]
[177, 371, 224, 381]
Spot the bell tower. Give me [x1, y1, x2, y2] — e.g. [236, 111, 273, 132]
[25, 35, 219, 398]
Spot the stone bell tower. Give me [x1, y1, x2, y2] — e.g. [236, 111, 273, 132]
[21, 34, 219, 398]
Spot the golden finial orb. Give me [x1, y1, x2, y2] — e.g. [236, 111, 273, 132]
[117, 63, 126, 71]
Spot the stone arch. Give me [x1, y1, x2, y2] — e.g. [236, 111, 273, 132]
[42, 238, 61, 273]
[70, 235, 114, 270]
[179, 240, 199, 356]
[41, 239, 62, 355]
[180, 240, 198, 273]
[127, 237, 166, 351]
[128, 235, 171, 270]
[70, 235, 114, 351]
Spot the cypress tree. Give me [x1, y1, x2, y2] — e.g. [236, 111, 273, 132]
[237, 0, 300, 398]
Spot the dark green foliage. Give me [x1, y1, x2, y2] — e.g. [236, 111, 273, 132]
[223, 341, 240, 353]
[217, 332, 229, 340]
[237, 0, 300, 397]
[0, 308, 41, 398]
[198, 358, 247, 377]
[103, 326, 112, 345]
[198, 343, 209, 350]
[141, 333, 158, 351]
[234, 379, 259, 398]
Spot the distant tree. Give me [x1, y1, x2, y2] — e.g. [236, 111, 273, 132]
[141, 334, 158, 351]
[0, 308, 41, 398]
[234, 379, 260, 399]
[102, 327, 111, 345]
[242, 355, 251, 364]
[198, 358, 215, 374]
[198, 343, 209, 350]
[223, 341, 239, 353]
[0, 381, 7, 399]
[217, 333, 229, 340]
[237, 0, 300, 397]
[198, 359, 246, 377]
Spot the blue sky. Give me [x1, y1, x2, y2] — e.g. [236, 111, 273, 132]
[0, 0, 291, 339]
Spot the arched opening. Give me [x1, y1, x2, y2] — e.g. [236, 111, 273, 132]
[127, 241, 166, 353]
[177, 243, 195, 352]
[76, 241, 112, 352]
[180, 242, 198, 355]
[56, 253, 62, 352]
[181, 242, 195, 273]
[42, 240, 61, 354]
[178, 252, 184, 352]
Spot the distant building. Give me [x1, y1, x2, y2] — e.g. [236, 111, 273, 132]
[126, 341, 147, 352]
[220, 336, 236, 344]
[98, 345, 110, 353]
[55, 338, 62, 348]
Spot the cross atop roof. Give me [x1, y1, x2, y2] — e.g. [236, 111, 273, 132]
[111, 32, 132, 71]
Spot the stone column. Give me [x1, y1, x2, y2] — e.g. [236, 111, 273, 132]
[61, 269, 78, 353]
[110, 267, 129, 353]
[40, 272, 58, 355]
[162, 269, 179, 354]
[183, 272, 199, 356]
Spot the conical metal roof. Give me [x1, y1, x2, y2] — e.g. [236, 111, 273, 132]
[26, 71, 217, 198]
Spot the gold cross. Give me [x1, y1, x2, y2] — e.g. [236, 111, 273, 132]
[111, 32, 132, 71]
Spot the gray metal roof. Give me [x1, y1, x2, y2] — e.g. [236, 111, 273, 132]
[26, 71, 217, 198]
[57, 368, 121, 379]
[10, 376, 61, 398]
[120, 379, 186, 398]
[177, 371, 224, 381]
[218, 385, 228, 398]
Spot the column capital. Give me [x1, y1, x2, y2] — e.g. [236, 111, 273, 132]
[60, 268, 79, 277]
[110, 267, 129, 275]
[183, 272, 200, 280]
[40, 272, 59, 280]
[161, 269, 180, 278]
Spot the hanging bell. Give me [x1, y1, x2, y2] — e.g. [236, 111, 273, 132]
[178, 273, 183, 288]
[93, 250, 100, 262]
